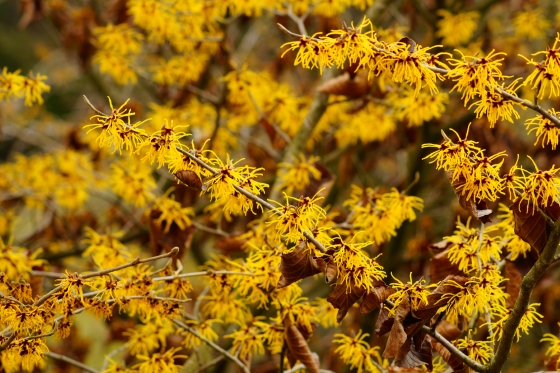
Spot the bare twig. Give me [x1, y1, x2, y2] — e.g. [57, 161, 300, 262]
[172, 319, 250, 373]
[83, 95, 327, 253]
[152, 270, 254, 282]
[195, 355, 225, 373]
[34, 248, 179, 307]
[46, 351, 100, 373]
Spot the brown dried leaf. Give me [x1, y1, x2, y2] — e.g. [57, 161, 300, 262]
[388, 368, 425, 373]
[446, 172, 492, 223]
[360, 281, 396, 315]
[277, 241, 322, 288]
[504, 261, 521, 308]
[148, 209, 196, 259]
[375, 307, 394, 336]
[316, 71, 372, 97]
[435, 320, 461, 341]
[412, 275, 468, 320]
[395, 334, 433, 371]
[384, 297, 410, 358]
[175, 170, 202, 190]
[327, 281, 367, 323]
[398, 36, 417, 53]
[545, 354, 559, 371]
[428, 239, 451, 253]
[19, 0, 45, 29]
[432, 340, 469, 373]
[315, 255, 337, 283]
[214, 235, 246, 254]
[429, 251, 466, 283]
[511, 199, 560, 254]
[284, 319, 320, 373]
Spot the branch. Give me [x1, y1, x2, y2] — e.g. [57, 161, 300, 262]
[275, 26, 560, 130]
[422, 325, 488, 372]
[195, 355, 225, 373]
[33, 248, 179, 307]
[487, 219, 560, 373]
[152, 270, 254, 282]
[46, 351, 100, 373]
[82, 96, 327, 253]
[172, 319, 250, 373]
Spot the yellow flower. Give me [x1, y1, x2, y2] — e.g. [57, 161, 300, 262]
[388, 87, 448, 127]
[181, 319, 221, 348]
[134, 347, 186, 373]
[491, 303, 543, 343]
[387, 274, 437, 314]
[21, 72, 50, 106]
[94, 23, 143, 55]
[151, 189, 194, 233]
[448, 49, 507, 104]
[277, 154, 321, 196]
[526, 110, 560, 150]
[110, 157, 156, 207]
[334, 330, 383, 373]
[456, 338, 493, 364]
[436, 10, 479, 47]
[513, 8, 550, 40]
[470, 80, 523, 127]
[138, 119, 189, 168]
[226, 322, 265, 360]
[332, 235, 386, 292]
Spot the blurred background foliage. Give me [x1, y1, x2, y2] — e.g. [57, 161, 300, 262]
[2, 0, 560, 372]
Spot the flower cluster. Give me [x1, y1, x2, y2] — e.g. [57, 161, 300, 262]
[0, 67, 50, 106]
[343, 185, 424, 244]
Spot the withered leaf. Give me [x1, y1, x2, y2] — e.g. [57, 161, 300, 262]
[398, 36, 417, 53]
[446, 172, 492, 223]
[511, 199, 560, 254]
[383, 296, 410, 358]
[175, 170, 202, 190]
[412, 275, 468, 320]
[432, 340, 468, 373]
[545, 355, 559, 371]
[213, 235, 246, 254]
[277, 241, 322, 288]
[316, 71, 372, 97]
[315, 255, 337, 283]
[388, 368, 425, 373]
[148, 209, 196, 259]
[428, 239, 451, 253]
[360, 281, 395, 315]
[375, 307, 394, 336]
[327, 281, 367, 323]
[429, 251, 466, 283]
[504, 261, 522, 308]
[435, 320, 461, 341]
[284, 319, 320, 373]
[395, 334, 433, 371]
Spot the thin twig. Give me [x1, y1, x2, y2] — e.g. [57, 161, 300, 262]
[173, 319, 250, 373]
[195, 355, 226, 373]
[83, 96, 327, 253]
[46, 351, 100, 373]
[191, 221, 229, 237]
[25, 321, 59, 340]
[34, 248, 179, 307]
[276, 25, 560, 130]
[152, 270, 254, 282]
